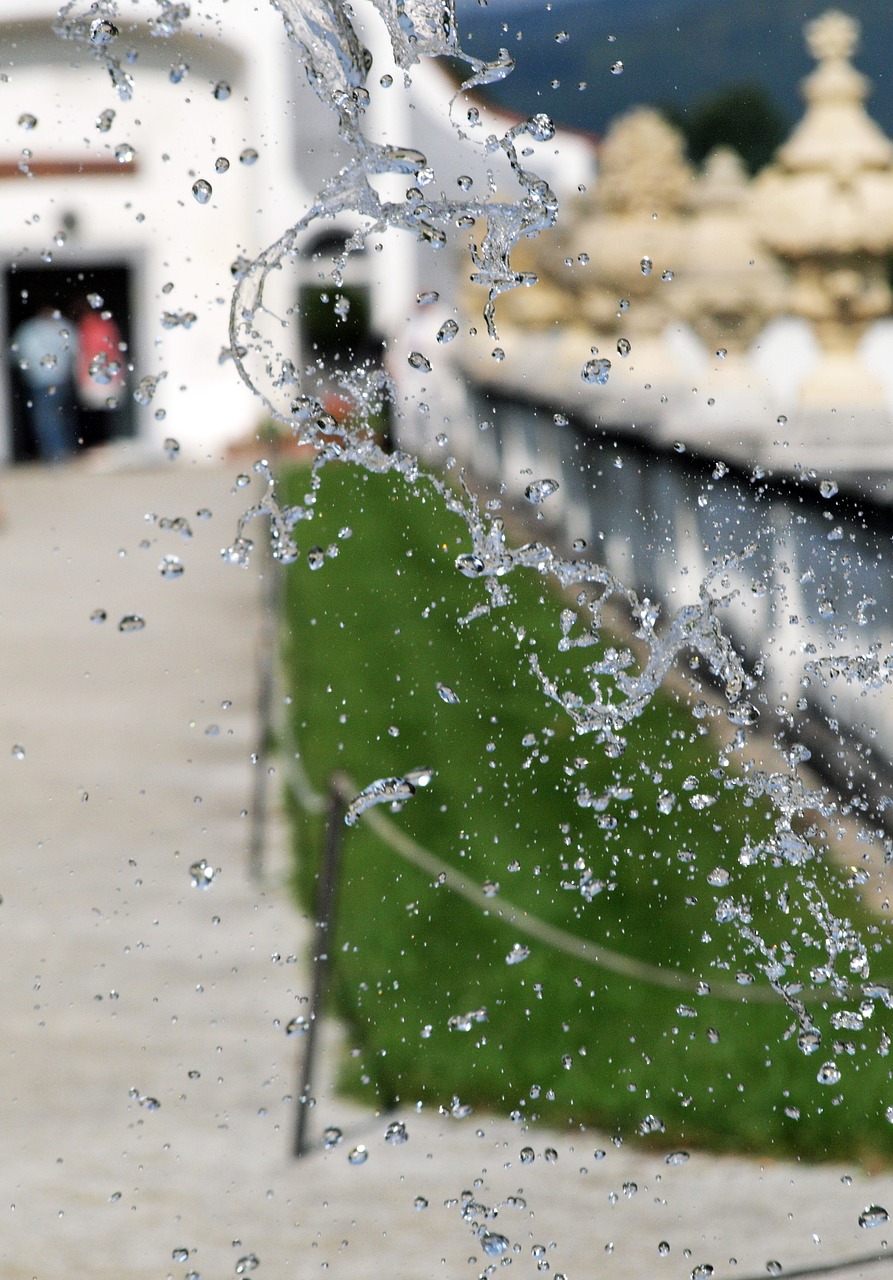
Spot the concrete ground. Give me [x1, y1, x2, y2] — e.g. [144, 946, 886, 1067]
[0, 461, 892, 1280]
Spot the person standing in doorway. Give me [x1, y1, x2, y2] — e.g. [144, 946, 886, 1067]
[72, 297, 126, 450]
[9, 305, 78, 462]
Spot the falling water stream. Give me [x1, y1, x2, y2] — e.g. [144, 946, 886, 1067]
[49, 0, 893, 1269]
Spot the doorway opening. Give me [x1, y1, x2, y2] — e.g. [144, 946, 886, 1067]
[297, 229, 390, 445]
[4, 261, 136, 462]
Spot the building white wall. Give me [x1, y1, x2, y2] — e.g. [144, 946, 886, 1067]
[0, 1, 598, 463]
[0, 1, 325, 460]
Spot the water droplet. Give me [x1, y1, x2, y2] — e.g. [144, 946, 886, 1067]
[234, 1254, 260, 1274]
[189, 859, 216, 889]
[520, 1146, 535, 1164]
[766, 1263, 783, 1276]
[436, 320, 459, 344]
[172, 1248, 190, 1263]
[348, 1145, 368, 1165]
[234, 473, 250, 488]
[691, 1266, 714, 1280]
[816, 1061, 841, 1086]
[169, 62, 189, 83]
[408, 351, 431, 372]
[159, 555, 184, 580]
[213, 81, 231, 101]
[448, 1007, 487, 1032]
[90, 17, 119, 44]
[18, 113, 37, 130]
[506, 943, 530, 965]
[322, 1126, 342, 1149]
[115, 143, 135, 164]
[819, 479, 838, 499]
[665, 1151, 689, 1165]
[798, 1029, 821, 1054]
[455, 553, 485, 578]
[716, 348, 727, 359]
[659, 1241, 671, 1256]
[638, 1113, 666, 1134]
[481, 1232, 510, 1257]
[240, 148, 259, 166]
[661, 269, 674, 282]
[640, 256, 653, 276]
[192, 179, 212, 204]
[286, 1016, 309, 1036]
[524, 477, 559, 505]
[118, 615, 146, 633]
[776, 413, 787, 426]
[11, 743, 25, 760]
[163, 437, 180, 460]
[859, 1205, 889, 1229]
[385, 1121, 408, 1144]
[133, 373, 164, 406]
[582, 357, 611, 385]
[617, 337, 631, 357]
[90, 608, 107, 624]
[215, 156, 230, 173]
[413, 1195, 428, 1210]
[416, 290, 439, 305]
[307, 546, 325, 571]
[610, 60, 624, 74]
[436, 683, 460, 704]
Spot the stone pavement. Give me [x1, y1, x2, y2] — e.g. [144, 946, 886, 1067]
[0, 461, 892, 1280]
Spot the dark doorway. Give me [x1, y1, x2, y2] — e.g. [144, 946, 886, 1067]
[4, 261, 136, 462]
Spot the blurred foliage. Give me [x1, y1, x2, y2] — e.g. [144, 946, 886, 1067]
[662, 83, 790, 174]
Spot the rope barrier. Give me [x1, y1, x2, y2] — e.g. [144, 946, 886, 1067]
[282, 743, 785, 1003]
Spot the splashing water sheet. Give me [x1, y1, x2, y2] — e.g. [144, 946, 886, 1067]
[45, 0, 893, 1275]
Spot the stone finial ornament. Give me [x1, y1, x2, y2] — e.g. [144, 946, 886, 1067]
[805, 8, 857, 62]
[752, 9, 893, 403]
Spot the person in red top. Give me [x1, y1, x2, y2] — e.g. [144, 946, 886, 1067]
[71, 297, 127, 449]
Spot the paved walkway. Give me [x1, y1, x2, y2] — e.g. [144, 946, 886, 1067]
[1, 462, 892, 1280]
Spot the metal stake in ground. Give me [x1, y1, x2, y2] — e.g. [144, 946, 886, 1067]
[248, 560, 281, 882]
[293, 773, 348, 1158]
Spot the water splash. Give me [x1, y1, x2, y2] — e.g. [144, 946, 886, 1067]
[221, 0, 893, 1039]
[225, 0, 555, 443]
[54, 0, 893, 1115]
[54, 0, 191, 98]
[344, 766, 434, 826]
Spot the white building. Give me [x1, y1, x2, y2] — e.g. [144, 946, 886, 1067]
[0, 0, 594, 463]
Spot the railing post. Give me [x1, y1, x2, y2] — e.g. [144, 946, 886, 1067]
[293, 773, 348, 1158]
[248, 559, 281, 882]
